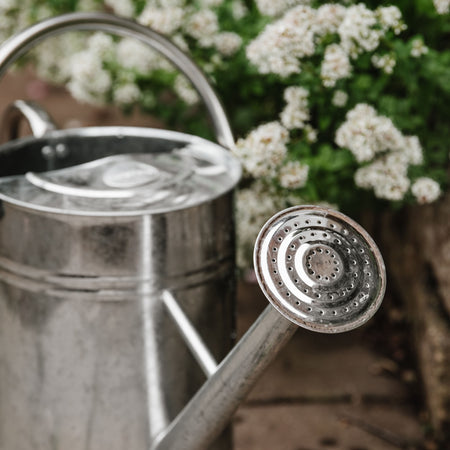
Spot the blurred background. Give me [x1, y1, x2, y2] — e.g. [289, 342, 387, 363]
[0, 1, 449, 449]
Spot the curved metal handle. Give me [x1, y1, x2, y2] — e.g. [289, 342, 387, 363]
[0, 12, 235, 149]
[0, 100, 57, 144]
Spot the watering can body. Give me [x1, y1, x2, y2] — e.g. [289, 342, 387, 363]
[0, 130, 239, 450]
[0, 13, 240, 450]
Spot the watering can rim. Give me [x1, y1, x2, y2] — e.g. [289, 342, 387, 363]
[0, 125, 242, 217]
[0, 11, 242, 217]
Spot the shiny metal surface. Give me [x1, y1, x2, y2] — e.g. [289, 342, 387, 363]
[254, 205, 386, 333]
[0, 100, 57, 143]
[162, 290, 218, 378]
[0, 12, 234, 149]
[0, 196, 236, 450]
[152, 306, 297, 450]
[0, 128, 241, 214]
[0, 12, 237, 450]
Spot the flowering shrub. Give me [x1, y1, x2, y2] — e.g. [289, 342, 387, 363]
[1, 0, 449, 267]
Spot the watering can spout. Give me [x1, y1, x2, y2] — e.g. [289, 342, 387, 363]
[154, 205, 386, 450]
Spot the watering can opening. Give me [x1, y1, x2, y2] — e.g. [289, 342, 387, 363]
[0, 127, 241, 215]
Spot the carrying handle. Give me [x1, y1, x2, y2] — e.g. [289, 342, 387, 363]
[0, 12, 235, 149]
[0, 100, 57, 144]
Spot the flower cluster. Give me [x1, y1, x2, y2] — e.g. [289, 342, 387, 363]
[236, 181, 289, 268]
[410, 38, 429, 58]
[8, 0, 244, 107]
[246, 5, 316, 77]
[354, 153, 412, 202]
[411, 178, 441, 204]
[67, 34, 114, 105]
[255, 0, 311, 18]
[371, 53, 396, 74]
[247, 3, 405, 84]
[338, 104, 435, 203]
[332, 90, 348, 108]
[433, 0, 450, 14]
[1, 0, 446, 269]
[280, 86, 310, 130]
[321, 44, 351, 87]
[338, 4, 382, 57]
[279, 161, 309, 189]
[233, 121, 289, 177]
[336, 104, 406, 163]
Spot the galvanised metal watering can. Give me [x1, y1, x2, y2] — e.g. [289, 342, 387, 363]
[0, 13, 386, 450]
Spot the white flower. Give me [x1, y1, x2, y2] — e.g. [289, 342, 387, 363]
[88, 33, 115, 59]
[376, 6, 406, 34]
[246, 5, 316, 77]
[185, 9, 219, 47]
[355, 156, 411, 201]
[174, 75, 199, 105]
[139, 6, 184, 35]
[304, 124, 318, 143]
[0, 0, 19, 9]
[105, 0, 134, 17]
[375, 174, 410, 201]
[402, 136, 423, 165]
[68, 77, 109, 105]
[338, 4, 382, 58]
[411, 177, 441, 204]
[284, 86, 309, 103]
[345, 105, 428, 202]
[332, 90, 348, 107]
[77, 0, 98, 11]
[172, 34, 190, 52]
[321, 44, 352, 87]
[371, 53, 396, 74]
[315, 4, 346, 35]
[231, 0, 248, 20]
[198, 0, 224, 7]
[113, 83, 141, 105]
[279, 161, 309, 189]
[280, 86, 310, 130]
[336, 103, 405, 162]
[411, 38, 429, 58]
[236, 180, 289, 268]
[34, 34, 84, 83]
[234, 121, 289, 177]
[255, 0, 311, 17]
[214, 32, 243, 56]
[433, 0, 450, 14]
[68, 51, 112, 104]
[116, 38, 173, 73]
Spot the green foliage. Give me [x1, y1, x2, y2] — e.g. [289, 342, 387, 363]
[8, 0, 450, 213]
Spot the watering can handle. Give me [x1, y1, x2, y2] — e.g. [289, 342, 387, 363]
[0, 12, 235, 149]
[0, 100, 57, 143]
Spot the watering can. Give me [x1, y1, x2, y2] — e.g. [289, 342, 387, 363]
[0, 13, 386, 450]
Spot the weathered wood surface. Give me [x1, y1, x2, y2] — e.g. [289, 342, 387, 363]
[379, 195, 450, 442]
